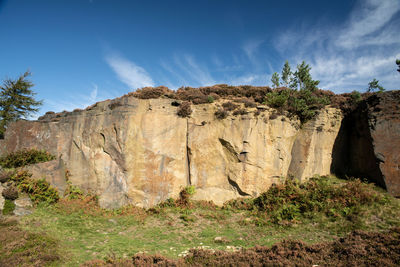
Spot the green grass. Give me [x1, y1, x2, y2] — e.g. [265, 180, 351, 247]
[2, 199, 15, 215]
[0, 179, 394, 266]
[14, 177, 400, 266]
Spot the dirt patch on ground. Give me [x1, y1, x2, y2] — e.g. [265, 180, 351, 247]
[185, 227, 400, 266]
[85, 227, 400, 266]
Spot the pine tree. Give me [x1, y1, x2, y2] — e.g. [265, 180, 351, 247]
[271, 72, 280, 88]
[0, 71, 42, 138]
[281, 60, 292, 87]
[291, 61, 319, 91]
[367, 78, 385, 93]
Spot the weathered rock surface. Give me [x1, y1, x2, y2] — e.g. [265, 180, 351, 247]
[13, 195, 33, 216]
[0, 184, 4, 211]
[3, 92, 391, 208]
[332, 91, 400, 197]
[189, 105, 342, 204]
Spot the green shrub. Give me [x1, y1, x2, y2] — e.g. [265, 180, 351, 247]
[233, 176, 382, 224]
[0, 149, 56, 168]
[264, 88, 331, 123]
[350, 90, 362, 103]
[11, 171, 59, 204]
[185, 185, 196, 196]
[265, 89, 290, 108]
[63, 181, 84, 200]
[207, 95, 214, 103]
[2, 199, 15, 215]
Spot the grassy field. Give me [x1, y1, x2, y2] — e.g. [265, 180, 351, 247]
[1, 176, 400, 266]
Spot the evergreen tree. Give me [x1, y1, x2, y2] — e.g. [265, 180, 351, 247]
[281, 60, 292, 87]
[291, 61, 319, 91]
[271, 72, 280, 88]
[396, 59, 400, 73]
[367, 78, 385, 93]
[0, 71, 42, 138]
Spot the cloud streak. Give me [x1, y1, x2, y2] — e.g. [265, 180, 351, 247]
[105, 53, 154, 89]
[336, 0, 400, 49]
[273, 0, 400, 92]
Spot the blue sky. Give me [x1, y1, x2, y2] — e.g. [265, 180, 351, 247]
[0, 0, 399, 116]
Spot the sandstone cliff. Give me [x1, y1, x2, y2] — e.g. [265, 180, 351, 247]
[0, 91, 398, 208]
[332, 90, 400, 197]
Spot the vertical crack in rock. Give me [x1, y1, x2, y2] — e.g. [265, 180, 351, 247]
[72, 139, 81, 150]
[218, 138, 240, 162]
[186, 119, 192, 186]
[227, 176, 250, 196]
[113, 124, 122, 151]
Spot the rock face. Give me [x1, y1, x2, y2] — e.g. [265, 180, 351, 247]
[332, 91, 400, 197]
[0, 95, 352, 208]
[0, 184, 4, 211]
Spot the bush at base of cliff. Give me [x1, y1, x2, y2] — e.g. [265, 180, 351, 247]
[224, 176, 385, 225]
[11, 171, 59, 204]
[0, 149, 56, 169]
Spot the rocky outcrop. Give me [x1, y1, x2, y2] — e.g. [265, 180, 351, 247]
[332, 91, 400, 197]
[0, 95, 346, 208]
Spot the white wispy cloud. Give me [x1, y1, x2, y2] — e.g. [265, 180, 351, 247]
[160, 54, 215, 87]
[229, 74, 265, 86]
[242, 39, 264, 61]
[273, 0, 400, 92]
[105, 53, 154, 89]
[336, 0, 400, 49]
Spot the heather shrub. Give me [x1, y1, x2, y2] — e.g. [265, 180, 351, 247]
[222, 101, 239, 111]
[177, 101, 192, 117]
[233, 109, 247, 116]
[133, 86, 172, 99]
[2, 185, 18, 200]
[0, 170, 12, 183]
[215, 109, 228, 119]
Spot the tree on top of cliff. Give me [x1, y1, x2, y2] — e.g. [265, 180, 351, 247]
[290, 61, 320, 92]
[271, 72, 280, 88]
[281, 60, 292, 87]
[367, 78, 385, 93]
[0, 71, 42, 138]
